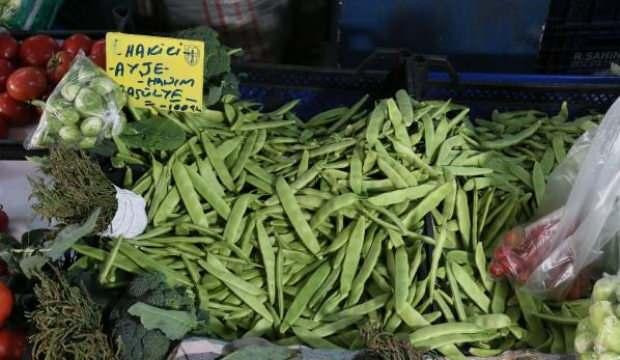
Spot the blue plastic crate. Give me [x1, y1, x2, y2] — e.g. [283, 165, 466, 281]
[236, 63, 620, 120]
[423, 72, 620, 118]
[3, 63, 620, 160]
[236, 63, 397, 119]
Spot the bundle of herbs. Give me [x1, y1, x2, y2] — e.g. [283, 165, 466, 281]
[29, 146, 117, 232]
[28, 267, 118, 360]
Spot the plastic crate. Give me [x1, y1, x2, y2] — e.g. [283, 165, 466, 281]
[539, 0, 620, 73]
[546, 0, 620, 24]
[236, 62, 620, 120]
[3, 62, 620, 159]
[235, 63, 404, 119]
[419, 72, 620, 118]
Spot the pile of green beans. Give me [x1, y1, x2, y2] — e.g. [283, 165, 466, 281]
[76, 91, 600, 358]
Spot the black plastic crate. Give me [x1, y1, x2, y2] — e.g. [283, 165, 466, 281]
[417, 72, 620, 119]
[539, 23, 620, 73]
[539, 0, 620, 73]
[3, 61, 620, 159]
[546, 0, 620, 25]
[234, 62, 406, 119]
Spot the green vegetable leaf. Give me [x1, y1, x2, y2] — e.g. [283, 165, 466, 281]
[175, 26, 240, 103]
[47, 208, 100, 260]
[120, 116, 186, 151]
[128, 302, 197, 340]
[19, 255, 48, 278]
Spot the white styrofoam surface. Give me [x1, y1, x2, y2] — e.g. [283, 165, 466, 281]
[0, 160, 48, 238]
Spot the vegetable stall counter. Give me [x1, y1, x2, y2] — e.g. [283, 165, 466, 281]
[2, 36, 620, 360]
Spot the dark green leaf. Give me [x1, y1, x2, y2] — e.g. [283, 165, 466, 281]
[128, 302, 197, 340]
[47, 208, 100, 260]
[89, 139, 117, 157]
[19, 255, 48, 278]
[120, 116, 186, 151]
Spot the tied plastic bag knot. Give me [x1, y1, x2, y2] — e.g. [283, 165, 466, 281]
[99, 186, 147, 238]
[490, 97, 620, 299]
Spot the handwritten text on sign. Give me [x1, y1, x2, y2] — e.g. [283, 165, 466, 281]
[106, 32, 204, 112]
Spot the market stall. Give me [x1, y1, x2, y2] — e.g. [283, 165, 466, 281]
[1, 25, 620, 360]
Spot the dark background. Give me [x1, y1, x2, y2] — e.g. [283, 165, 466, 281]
[48, 0, 620, 74]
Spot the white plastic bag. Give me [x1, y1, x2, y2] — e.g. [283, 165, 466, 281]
[491, 98, 620, 298]
[25, 54, 127, 150]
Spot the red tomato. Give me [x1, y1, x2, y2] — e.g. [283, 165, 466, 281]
[0, 59, 14, 92]
[89, 39, 106, 68]
[0, 118, 7, 139]
[0, 93, 34, 126]
[46, 51, 72, 84]
[0, 282, 12, 327]
[0, 36, 18, 60]
[19, 35, 57, 66]
[0, 330, 24, 360]
[0, 205, 7, 232]
[6, 67, 47, 101]
[62, 33, 93, 57]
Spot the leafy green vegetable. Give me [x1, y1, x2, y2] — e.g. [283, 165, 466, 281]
[19, 255, 48, 278]
[128, 302, 197, 340]
[120, 116, 186, 151]
[127, 272, 194, 310]
[111, 317, 170, 360]
[47, 208, 100, 259]
[17, 209, 100, 278]
[109, 272, 206, 360]
[176, 26, 241, 105]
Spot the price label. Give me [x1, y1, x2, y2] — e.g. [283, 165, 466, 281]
[106, 32, 204, 112]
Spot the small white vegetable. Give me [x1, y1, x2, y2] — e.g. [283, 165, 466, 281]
[80, 116, 103, 136]
[79, 136, 97, 149]
[61, 82, 81, 101]
[74, 88, 105, 117]
[595, 317, 620, 354]
[90, 77, 117, 96]
[576, 330, 595, 353]
[58, 125, 81, 142]
[57, 108, 80, 125]
[593, 276, 618, 302]
[590, 301, 616, 330]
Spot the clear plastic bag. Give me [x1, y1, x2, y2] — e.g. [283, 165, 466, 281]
[25, 54, 127, 150]
[490, 98, 620, 299]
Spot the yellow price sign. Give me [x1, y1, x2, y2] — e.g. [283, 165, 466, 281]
[105, 32, 204, 112]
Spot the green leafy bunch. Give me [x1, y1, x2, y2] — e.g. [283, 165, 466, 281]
[110, 272, 206, 360]
[176, 25, 242, 106]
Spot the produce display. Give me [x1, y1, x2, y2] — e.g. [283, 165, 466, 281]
[13, 87, 601, 358]
[0, 33, 105, 139]
[1, 26, 618, 360]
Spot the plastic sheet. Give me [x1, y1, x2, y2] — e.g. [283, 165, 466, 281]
[490, 97, 620, 299]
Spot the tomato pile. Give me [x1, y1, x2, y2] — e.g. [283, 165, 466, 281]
[0, 33, 106, 140]
[0, 207, 24, 360]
